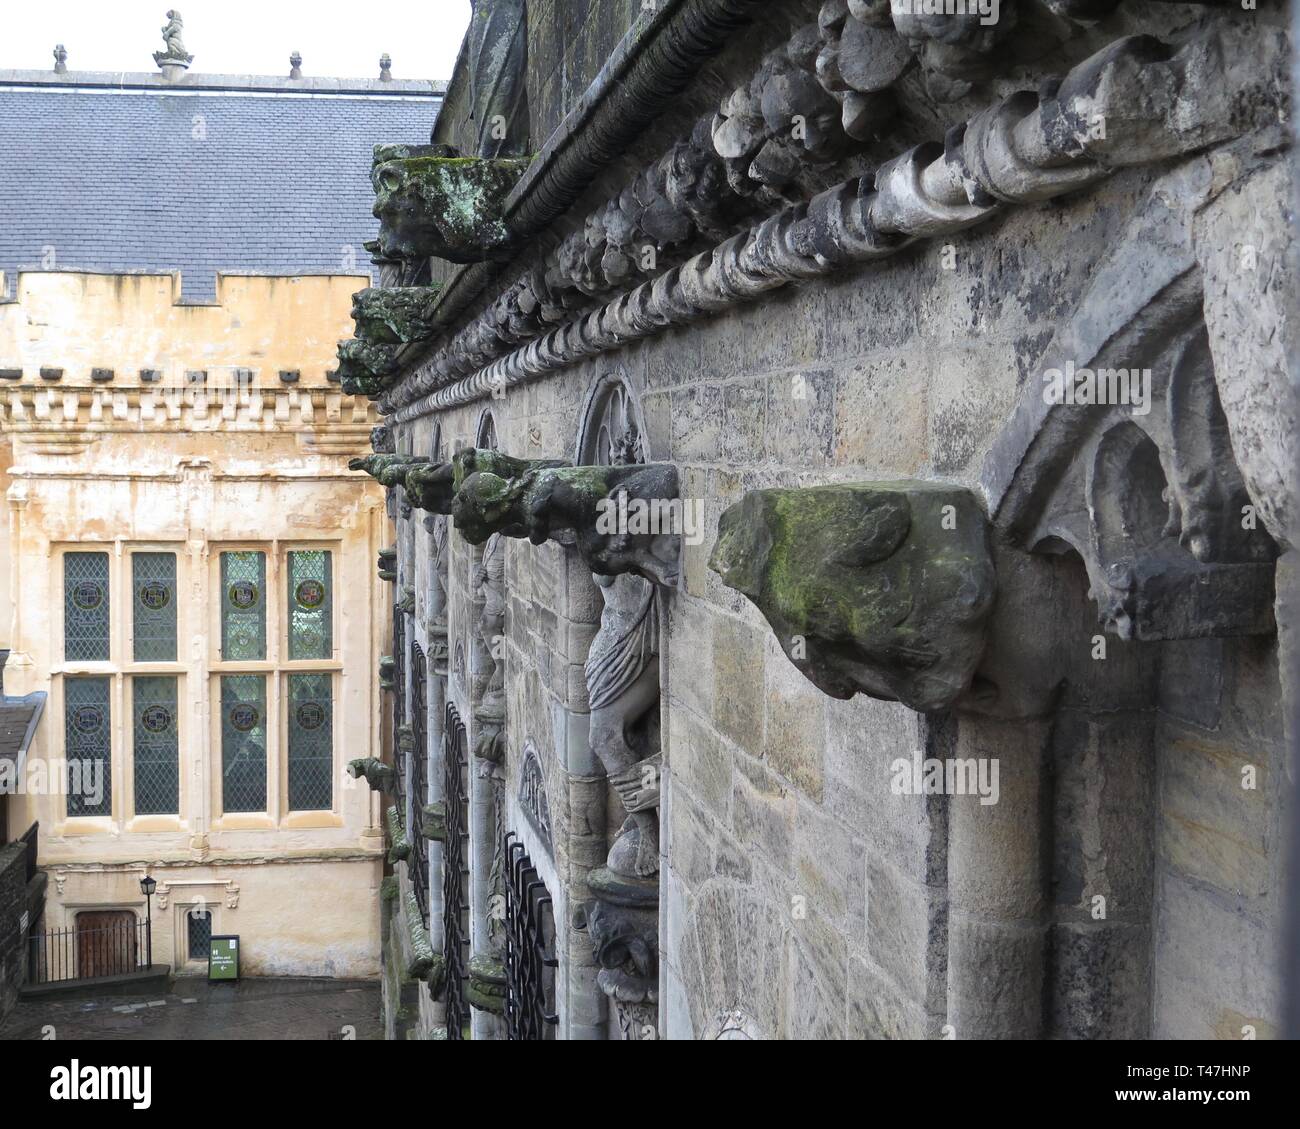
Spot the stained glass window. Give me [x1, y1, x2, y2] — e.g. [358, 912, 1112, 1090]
[287, 551, 332, 660]
[221, 552, 266, 660]
[64, 552, 110, 661]
[220, 674, 267, 813]
[287, 673, 333, 811]
[133, 553, 177, 662]
[133, 676, 179, 815]
[65, 677, 111, 817]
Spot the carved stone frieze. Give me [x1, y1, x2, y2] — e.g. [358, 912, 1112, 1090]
[710, 482, 997, 711]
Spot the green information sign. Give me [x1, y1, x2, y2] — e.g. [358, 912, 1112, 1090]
[208, 935, 240, 981]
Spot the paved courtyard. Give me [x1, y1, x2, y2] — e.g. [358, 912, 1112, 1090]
[0, 977, 382, 1041]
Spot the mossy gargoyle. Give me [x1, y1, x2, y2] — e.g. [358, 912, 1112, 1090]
[709, 482, 996, 712]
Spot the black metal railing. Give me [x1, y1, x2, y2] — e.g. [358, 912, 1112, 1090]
[503, 832, 559, 1040]
[443, 702, 470, 1039]
[28, 918, 151, 985]
[409, 645, 429, 925]
[19, 821, 38, 883]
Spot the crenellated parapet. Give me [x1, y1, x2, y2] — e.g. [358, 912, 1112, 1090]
[370, 144, 530, 264]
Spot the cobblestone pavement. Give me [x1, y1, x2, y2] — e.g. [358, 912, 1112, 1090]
[0, 977, 382, 1040]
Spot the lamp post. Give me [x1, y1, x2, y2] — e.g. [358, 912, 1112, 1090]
[139, 875, 156, 970]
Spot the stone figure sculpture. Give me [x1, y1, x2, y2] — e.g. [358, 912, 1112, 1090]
[586, 573, 661, 877]
[154, 10, 193, 68]
[709, 482, 997, 712]
[53, 45, 68, 74]
[472, 534, 507, 763]
[452, 461, 682, 587]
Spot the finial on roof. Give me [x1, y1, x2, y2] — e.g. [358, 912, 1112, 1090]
[289, 51, 303, 79]
[53, 45, 68, 74]
[379, 53, 393, 82]
[153, 9, 194, 80]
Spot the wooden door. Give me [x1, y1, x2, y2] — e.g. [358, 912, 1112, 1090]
[76, 910, 136, 979]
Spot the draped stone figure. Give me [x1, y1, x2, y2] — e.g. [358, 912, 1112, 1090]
[473, 533, 507, 763]
[467, 0, 529, 158]
[586, 572, 661, 877]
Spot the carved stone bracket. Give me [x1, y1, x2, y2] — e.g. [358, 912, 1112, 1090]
[422, 801, 447, 842]
[347, 756, 394, 794]
[466, 953, 508, 1014]
[386, 805, 410, 863]
[352, 286, 444, 347]
[588, 867, 660, 1040]
[378, 655, 395, 690]
[371, 144, 530, 264]
[451, 455, 683, 587]
[710, 482, 997, 711]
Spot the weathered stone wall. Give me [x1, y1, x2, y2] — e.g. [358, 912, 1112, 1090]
[0, 843, 28, 1019]
[376, 0, 1296, 1039]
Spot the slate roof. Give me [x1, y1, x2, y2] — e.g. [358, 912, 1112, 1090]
[0, 71, 443, 302]
[0, 651, 44, 770]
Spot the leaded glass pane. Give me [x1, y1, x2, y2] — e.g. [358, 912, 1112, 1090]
[188, 910, 212, 960]
[220, 675, 267, 813]
[64, 552, 109, 661]
[288, 673, 333, 811]
[287, 550, 332, 660]
[65, 677, 111, 817]
[133, 553, 177, 662]
[133, 676, 179, 815]
[220, 551, 266, 660]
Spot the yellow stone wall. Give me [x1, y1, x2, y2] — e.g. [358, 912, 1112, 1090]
[1, 271, 386, 979]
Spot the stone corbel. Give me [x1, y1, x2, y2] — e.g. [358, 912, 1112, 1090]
[421, 802, 447, 842]
[450, 450, 683, 587]
[336, 339, 404, 397]
[371, 143, 530, 264]
[351, 285, 443, 347]
[378, 655, 396, 690]
[386, 805, 410, 863]
[586, 870, 660, 1040]
[709, 482, 997, 711]
[347, 756, 395, 794]
[405, 890, 436, 979]
[466, 953, 508, 1015]
[377, 547, 397, 583]
[396, 586, 416, 616]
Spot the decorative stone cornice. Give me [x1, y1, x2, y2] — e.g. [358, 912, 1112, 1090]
[387, 22, 1287, 421]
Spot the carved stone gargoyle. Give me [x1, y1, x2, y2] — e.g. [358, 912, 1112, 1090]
[386, 805, 410, 863]
[377, 548, 397, 583]
[709, 482, 997, 712]
[346, 757, 394, 793]
[452, 457, 683, 587]
[379, 655, 396, 690]
[336, 338, 403, 397]
[466, 954, 507, 1015]
[586, 872, 659, 1039]
[349, 453, 429, 489]
[351, 286, 443, 346]
[371, 143, 530, 264]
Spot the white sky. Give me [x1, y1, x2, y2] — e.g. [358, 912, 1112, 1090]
[3, 0, 471, 81]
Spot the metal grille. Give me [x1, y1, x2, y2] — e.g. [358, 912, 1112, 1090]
[288, 672, 333, 811]
[187, 909, 212, 961]
[64, 677, 111, 817]
[132, 552, 177, 661]
[287, 550, 332, 660]
[443, 702, 470, 1040]
[503, 833, 559, 1040]
[64, 552, 110, 661]
[408, 646, 429, 924]
[28, 917, 150, 984]
[132, 676, 179, 815]
[220, 674, 267, 813]
[392, 605, 407, 812]
[220, 551, 266, 660]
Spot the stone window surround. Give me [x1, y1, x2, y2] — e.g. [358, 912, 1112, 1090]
[48, 539, 345, 836]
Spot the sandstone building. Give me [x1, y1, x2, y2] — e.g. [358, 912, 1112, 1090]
[344, 0, 1298, 1040]
[0, 46, 443, 997]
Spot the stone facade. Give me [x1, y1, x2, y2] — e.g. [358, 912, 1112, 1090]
[350, 0, 1297, 1039]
